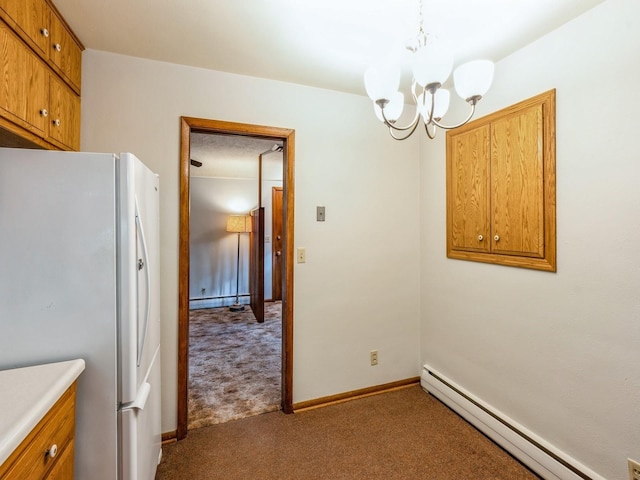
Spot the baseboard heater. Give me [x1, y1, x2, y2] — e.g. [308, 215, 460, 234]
[420, 365, 605, 480]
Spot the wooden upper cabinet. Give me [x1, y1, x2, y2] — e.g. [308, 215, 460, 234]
[49, 8, 81, 92]
[491, 104, 545, 258]
[0, 0, 50, 55]
[449, 123, 491, 253]
[49, 72, 80, 151]
[0, 22, 49, 136]
[446, 89, 556, 272]
[0, 0, 82, 150]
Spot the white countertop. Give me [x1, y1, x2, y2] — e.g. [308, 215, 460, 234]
[0, 359, 85, 466]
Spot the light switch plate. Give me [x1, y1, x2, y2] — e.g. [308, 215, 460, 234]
[317, 206, 325, 222]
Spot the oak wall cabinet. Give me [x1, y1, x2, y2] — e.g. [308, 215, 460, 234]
[0, 0, 83, 151]
[446, 89, 556, 271]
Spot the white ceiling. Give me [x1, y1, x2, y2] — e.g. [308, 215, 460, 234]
[54, 0, 605, 97]
[189, 133, 283, 180]
[53, 0, 605, 168]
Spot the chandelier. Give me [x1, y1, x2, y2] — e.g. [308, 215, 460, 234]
[364, 0, 495, 140]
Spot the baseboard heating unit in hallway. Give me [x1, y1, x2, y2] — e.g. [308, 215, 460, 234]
[420, 365, 604, 480]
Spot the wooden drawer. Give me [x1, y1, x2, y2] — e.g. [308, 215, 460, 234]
[0, 384, 76, 480]
[44, 439, 74, 480]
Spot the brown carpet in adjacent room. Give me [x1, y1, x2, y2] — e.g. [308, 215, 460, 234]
[158, 385, 540, 480]
[188, 302, 282, 430]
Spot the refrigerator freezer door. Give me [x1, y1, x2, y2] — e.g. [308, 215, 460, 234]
[119, 346, 162, 480]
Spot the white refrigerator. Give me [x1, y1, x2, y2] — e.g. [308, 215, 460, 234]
[0, 148, 162, 480]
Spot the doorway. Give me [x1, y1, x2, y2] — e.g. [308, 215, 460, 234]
[178, 117, 295, 439]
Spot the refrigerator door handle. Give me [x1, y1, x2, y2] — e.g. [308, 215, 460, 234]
[135, 197, 151, 367]
[121, 381, 151, 412]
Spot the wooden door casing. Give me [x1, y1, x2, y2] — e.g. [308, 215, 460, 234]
[250, 207, 265, 323]
[178, 117, 296, 440]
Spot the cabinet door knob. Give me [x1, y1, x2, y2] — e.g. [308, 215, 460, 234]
[40, 109, 48, 117]
[53, 119, 61, 127]
[41, 28, 49, 38]
[46, 444, 58, 458]
[275, 251, 281, 256]
[494, 235, 500, 242]
[54, 43, 62, 52]
[478, 235, 484, 241]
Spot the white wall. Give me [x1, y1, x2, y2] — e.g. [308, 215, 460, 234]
[81, 51, 421, 433]
[189, 175, 283, 307]
[420, 1, 640, 479]
[189, 177, 256, 308]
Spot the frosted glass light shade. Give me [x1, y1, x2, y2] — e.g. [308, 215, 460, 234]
[411, 45, 453, 87]
[374, 91, 404, 122]
[364, 65, 400, 101]
[417, 88, 450, 121]
[453, 60, 495, 100]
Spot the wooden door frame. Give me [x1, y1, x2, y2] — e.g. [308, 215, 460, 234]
[178, 117, 295, 440]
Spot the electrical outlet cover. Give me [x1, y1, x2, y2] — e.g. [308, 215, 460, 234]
[629, 459, 640, 480]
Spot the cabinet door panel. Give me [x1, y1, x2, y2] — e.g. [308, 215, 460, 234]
[49, 73, 80, 150]
[0, 0, 49, 55]
[448, 124, 491, 252]
[491, 104, 545, 257]
[49, 10, 81, 91]
[0, 21, 48, 135]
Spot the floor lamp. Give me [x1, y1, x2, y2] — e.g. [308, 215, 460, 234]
[226, 214, 250, 312]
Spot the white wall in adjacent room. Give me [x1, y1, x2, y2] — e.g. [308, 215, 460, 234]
[189, 176, 256, 308]
[81, 51, 421, 434]
[419, 1, 640, 479]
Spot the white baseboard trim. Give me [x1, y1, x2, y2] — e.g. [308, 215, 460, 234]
[420, 365, 604, 480]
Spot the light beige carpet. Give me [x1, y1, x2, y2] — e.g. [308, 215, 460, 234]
[158, 385, 541, 480]
[188, 302, 282, 429]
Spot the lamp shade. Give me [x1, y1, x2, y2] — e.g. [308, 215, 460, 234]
[226, 214, 251, 233]
[374, 91, 404, 123]
[453, 60, 495, 100]
[417, 88, 450, 121]
[411, 44, 453, 87]
[364, 64, 401, 101]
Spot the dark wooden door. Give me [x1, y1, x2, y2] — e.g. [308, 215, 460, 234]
[271, 187, 283, 301]
[249, 207, 265, 323]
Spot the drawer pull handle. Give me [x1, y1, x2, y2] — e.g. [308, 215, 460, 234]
[46, 444, 58, 458]
[40, 109, 48, 117]
[53, 119, 61, 127]
[41, 28, 49, 38]
[54, 43, 62, 52]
